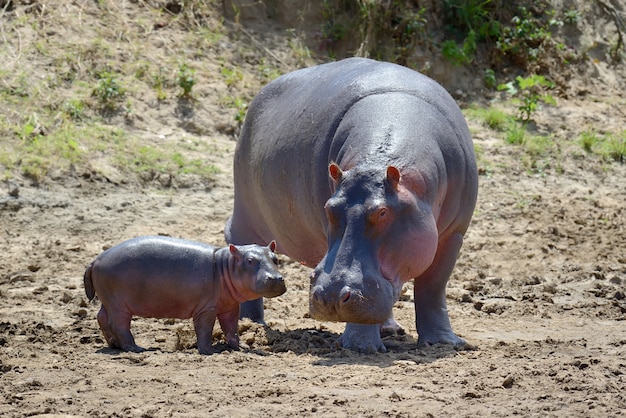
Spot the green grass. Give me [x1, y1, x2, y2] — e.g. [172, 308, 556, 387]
[504, 122, 526, 145]
[579, 130, 626, 162]
[0, 115, 220, 183]
[0, 121, 122, 182]
[114, 141, 219, 179]
[465, 106, 511, 131]
[605, 134, 626, 162]
[0, 2, 236, 186]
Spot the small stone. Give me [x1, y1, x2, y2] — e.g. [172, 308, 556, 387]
[7, 181, 19, 197]
[502, 375, 514, 388]
[389, 391, 403, 401]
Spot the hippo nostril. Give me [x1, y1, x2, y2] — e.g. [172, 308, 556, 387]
[312, 285, 326, 304]
[267, 274, 282, 282]
[313, 292, 323, 304]
[339, 286, 351, 304]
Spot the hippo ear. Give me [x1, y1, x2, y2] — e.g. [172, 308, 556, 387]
[386, 166, 401, 191]
[229, 244, 240, 260]
[268, 240, 277, 252]
[328, 162, 343, 183]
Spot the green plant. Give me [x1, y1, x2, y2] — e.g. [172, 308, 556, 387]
[579, 130, 601, 153]
[286, 29, 312, 66]
[257, 59, 282, 84]
[16, 119, 38, 141]
[498, 74, 556, 122]
[577, 130, 625, 162]
[563, 9, 581, 25]
[504, 122, 526, 145]
[232, 97, 248, 124]
[220, 65, 243, 89]
[15, 121, 84, 181]
[604, 134, 626, 162]
[524, 133, 555, 156]
[441, 29, 477, 65]
[443, 0, 500, 41]
[222, 96, 248, 125]
[92, 70, 126, 110]
[496, 6, 552, 64]
[62, 99, 85, 121]
[465, 105, 511, 131]
[176, 63, 196, 99]
[319, 0, 347, 55]
[483, 68, 497, 89]
[152, 68, 168, 101]
[441, 0, 499, 66]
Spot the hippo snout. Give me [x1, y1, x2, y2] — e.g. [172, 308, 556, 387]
[309, 278, 393, 325]
[312, 284, 355, 304]
[257, 273, 286, 298]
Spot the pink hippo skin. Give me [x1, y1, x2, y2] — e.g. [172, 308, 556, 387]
[84, 236, 285, 354]
[225, 58, 478, 353]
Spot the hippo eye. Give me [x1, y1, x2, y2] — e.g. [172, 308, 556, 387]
[368, 206, 389, 226]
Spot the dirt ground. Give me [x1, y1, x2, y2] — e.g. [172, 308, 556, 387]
[1, 1, 626, 417]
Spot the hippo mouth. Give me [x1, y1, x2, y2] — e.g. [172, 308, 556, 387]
[309, 278, 395, 324]
[256, 275, 287, 298]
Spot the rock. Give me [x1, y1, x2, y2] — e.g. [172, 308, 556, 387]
[7, 180, 19, 197]
[502, 375, 514, 388]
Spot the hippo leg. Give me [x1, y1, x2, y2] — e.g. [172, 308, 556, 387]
[413, 232, 466, 347]
[218, 307, 242, 350]
[105, 309, 144, 352]
[339, 323, 387, 354]
[239, 298, 265, 324]
[380, 314, 406, 338]
[225, 220, 268, 325]
[193, 309, 218, 355]
[96, 305, 117, 348]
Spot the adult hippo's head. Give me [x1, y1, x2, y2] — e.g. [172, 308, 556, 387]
[309, 162, 439, 325]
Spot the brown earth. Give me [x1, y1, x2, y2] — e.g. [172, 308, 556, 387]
[1, 1, 625, 417]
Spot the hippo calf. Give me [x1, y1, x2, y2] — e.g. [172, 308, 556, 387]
[84, 236, 285, 354]
[225, 57, 478, 353]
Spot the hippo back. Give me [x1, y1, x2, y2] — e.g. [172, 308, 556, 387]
[227, 58, 476, 265]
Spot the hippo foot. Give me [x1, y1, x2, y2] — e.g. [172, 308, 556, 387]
[198, 344, 218, 355]
[226, 340, 247, 351]
[338, 323, 387, 354]
[416, 331, 468, 349]
[107, 337, 145, 353]
[379, 317, 405, 338]
[119, 343, 145, 353]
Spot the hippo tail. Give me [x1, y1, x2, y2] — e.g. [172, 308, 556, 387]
[83, 262, 97, 301]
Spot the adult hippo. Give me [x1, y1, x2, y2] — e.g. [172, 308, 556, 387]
[225, 57, 478, 353]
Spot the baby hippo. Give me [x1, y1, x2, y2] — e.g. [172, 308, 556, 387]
[84, 236, 285, 354]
